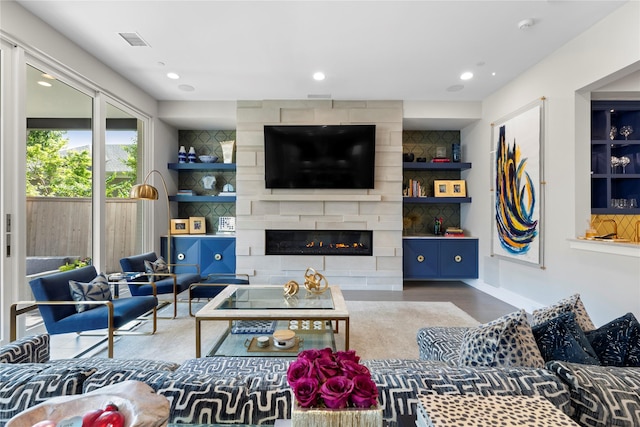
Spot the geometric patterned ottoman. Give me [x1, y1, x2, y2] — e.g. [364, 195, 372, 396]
[416, 394, 579, 427]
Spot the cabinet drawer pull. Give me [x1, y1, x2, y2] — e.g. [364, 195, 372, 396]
[454, 255, 462, 263]
[214, 253, 222, 261]
[177, 253, 185, 261]
[417, 255, 425, 263]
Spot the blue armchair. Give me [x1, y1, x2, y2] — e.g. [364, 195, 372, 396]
[119, 252, 201, 318]
[23, 266, 157, 358]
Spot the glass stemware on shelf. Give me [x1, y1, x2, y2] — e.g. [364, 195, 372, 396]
[610, 126, 617, 140]
[620, 125, 634, 140]
[619, 156, 631, 173]
[611, 156, 620, 174]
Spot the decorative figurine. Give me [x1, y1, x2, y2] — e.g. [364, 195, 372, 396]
[434, 217, 443, 235]
[188, 146, 197, 163]
[178, 146, 187, 163]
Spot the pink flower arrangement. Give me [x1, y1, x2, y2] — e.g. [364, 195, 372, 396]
[287, 347, 379, 409]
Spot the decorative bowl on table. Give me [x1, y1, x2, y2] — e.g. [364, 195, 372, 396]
[198, 155, 218, 163]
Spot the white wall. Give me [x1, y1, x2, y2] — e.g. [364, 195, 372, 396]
[462, 1, 640, 326]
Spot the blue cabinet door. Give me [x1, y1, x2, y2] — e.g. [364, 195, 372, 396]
[161, 236, 236, 276]
[200, 237, 236, 276]
[439, 239, 478, 278]
[172, 237, 200, 274]
[403, 239, 439, 279]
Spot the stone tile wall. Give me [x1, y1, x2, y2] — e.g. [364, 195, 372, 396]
[235, 100, 403, 290]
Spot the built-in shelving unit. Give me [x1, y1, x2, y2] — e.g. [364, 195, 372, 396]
[591, 101, 640, 214]
[402, 162, 472, 204]
[167, 162, 237, 203]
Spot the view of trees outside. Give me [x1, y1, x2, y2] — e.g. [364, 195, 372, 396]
[26, 129, 137, 197]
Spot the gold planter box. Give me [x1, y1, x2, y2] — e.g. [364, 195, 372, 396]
[291, 404, 383, 427]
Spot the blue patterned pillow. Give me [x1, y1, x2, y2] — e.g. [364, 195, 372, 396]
[69, 273, 111, 313]
[144, 257, 169, 282]
[458, 309, 545, 368]
[532, 312, 599, 365]
[585, 312, 640, 367]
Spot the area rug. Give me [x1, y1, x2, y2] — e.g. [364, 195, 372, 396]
[53, 300, 479, 362]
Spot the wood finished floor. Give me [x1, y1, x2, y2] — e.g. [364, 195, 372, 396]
[342, 281, 517, 323]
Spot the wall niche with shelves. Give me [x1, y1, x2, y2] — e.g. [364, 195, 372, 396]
[591, 101, 640, 215]
[402, 130, 470, 235]
[174, 130, 236, 233]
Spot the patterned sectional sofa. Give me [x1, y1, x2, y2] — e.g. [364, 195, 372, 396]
[2, 329, 639, 427]
[417, 326, 640, 427]
[0, 333, 568, 426]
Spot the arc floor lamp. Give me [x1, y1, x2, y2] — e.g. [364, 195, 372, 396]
[129, 170, 171, 266]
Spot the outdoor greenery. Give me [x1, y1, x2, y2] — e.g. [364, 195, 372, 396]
[26, 130, 137, 198]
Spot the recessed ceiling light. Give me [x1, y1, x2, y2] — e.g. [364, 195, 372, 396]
[492, 72, 497, 76]
[313, 72, 325, 81]
[460, 72, 473, 81]
[167, 72, 180, 80]
[37, 81, 52, 87]
[518, 18, 535, 30]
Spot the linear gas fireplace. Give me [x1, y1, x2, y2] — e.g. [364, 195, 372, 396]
[265, 230, 373, 256]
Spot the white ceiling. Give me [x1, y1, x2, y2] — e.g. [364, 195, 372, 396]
[16, 0, 628, 129]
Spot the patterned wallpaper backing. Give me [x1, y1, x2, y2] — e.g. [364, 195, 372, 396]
[403, 130, 463, 236]
[177, 130, 236, 233]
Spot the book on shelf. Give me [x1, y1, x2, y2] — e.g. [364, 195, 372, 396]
[444, 227, 465, 237]
[431, 157, 451, 163]
[177, 189, 194, 196]
[404, 179, 425, 197]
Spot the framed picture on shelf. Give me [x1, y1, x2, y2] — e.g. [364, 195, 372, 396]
[218, 216, 236, 233]
[170, 219, 190, 234]
[434, 180, 450, 197]
[450, 180, 466, 197]
[189, 217, 206, 234]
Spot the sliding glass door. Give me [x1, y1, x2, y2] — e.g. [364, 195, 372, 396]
[25, 64, 94, 279]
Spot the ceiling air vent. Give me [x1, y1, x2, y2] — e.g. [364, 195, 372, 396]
[118, 32, 150, 47]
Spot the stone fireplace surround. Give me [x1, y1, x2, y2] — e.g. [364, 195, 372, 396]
[235, 100, 403, 291]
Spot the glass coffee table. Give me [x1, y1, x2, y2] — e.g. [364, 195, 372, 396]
[195, 285, 350, 357]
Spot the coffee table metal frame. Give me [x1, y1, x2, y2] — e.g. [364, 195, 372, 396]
[195, 285, 350, 358]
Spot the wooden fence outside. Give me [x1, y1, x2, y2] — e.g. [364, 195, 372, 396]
[26, 197, 139, 273]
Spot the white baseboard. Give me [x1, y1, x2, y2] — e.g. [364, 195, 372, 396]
[463, 279, 544, 314]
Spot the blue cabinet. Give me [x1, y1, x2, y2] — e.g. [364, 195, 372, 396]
[161, 235, 236, 276]
[403, 237, 478, 279]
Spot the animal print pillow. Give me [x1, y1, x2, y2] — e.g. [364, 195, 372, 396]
[458, 309, 545, 368]
[532, 293, 596, 332]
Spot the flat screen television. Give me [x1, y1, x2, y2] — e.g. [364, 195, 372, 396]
[264, 124, 376, 189]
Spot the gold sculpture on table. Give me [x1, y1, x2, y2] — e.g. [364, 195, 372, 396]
[282, 267, 329, 297]
[283, 280, 299, 297]
[303, 267, 329, 294]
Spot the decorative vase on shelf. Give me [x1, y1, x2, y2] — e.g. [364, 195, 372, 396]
[178, 146, 187, 163]
[219, 140, 235, 164]
[188, 146, 197, 163]
[452, 143, 461, 162]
